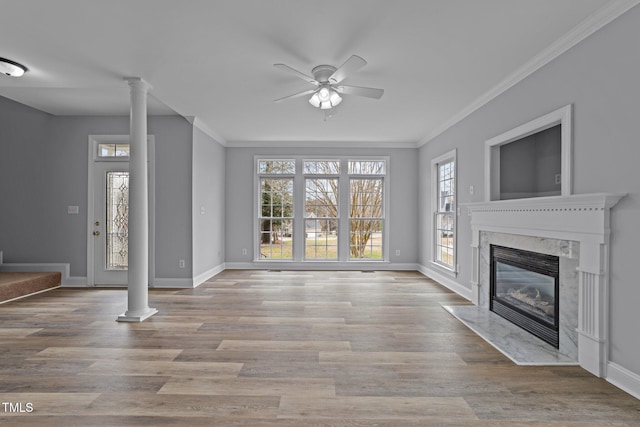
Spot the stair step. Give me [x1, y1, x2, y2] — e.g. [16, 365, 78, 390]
[0, 272, 62, 303]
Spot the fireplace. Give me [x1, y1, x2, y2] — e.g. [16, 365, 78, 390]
[490, 245, 559, 348]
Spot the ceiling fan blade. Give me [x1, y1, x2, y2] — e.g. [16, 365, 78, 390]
[329, 55, 367, 84]
[274, 64, 319, 85]
[336, 85, 384, 99]
[273, 88, 317, 103]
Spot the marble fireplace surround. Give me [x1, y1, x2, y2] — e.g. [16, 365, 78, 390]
[465, 193, 624, 377]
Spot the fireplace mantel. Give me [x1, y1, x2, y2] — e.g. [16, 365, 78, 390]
[464, 193, 625, 377]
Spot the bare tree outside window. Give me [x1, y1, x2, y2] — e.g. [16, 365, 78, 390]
[349, 178, 383, 258]
[348, 161, 385, 259]
[256, 158, 386, 261]
[258, 160, 295, 259]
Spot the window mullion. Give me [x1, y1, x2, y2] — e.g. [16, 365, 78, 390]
[338, 159, 350, 262]
[293, 159, 305, 261]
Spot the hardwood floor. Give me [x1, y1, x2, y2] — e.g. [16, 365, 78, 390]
[1, 270, 638, 426]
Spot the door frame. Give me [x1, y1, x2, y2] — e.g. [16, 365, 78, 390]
[87, 135, 156, 287]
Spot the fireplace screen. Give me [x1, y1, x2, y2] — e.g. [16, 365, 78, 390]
[490, 245, 559, 348]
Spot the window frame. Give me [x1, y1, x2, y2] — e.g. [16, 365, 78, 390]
[304, 173, 340, 261]
[256, 159, 296, 261]
[254, 156, 389, 263]
[348, 176, 385, 261]
[431, 149, 457, 275]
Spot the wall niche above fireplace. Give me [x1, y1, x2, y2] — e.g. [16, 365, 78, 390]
[485, 104, 572, 201]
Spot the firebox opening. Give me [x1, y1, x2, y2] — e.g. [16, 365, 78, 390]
[490, 245, 560, 348]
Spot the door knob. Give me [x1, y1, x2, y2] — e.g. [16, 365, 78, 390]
[93, 231, 100, 236]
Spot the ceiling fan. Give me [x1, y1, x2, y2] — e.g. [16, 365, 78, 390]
[273, 54, 384, 110]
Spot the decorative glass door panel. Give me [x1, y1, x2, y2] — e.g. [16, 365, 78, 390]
[93, 162, 129, 285]
[106, 172, 129, 270]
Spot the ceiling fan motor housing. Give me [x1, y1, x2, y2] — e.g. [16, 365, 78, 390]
[311, 65, 337, 83]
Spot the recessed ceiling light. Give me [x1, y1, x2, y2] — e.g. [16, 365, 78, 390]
[0, 57, 28, 77]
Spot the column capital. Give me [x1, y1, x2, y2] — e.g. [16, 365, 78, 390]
[124, 77, 152, 92]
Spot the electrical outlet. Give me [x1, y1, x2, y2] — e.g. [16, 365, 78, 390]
[179, 259, 185, 268]
[555, 174, 561, 185]
[395, 249, 400, 256]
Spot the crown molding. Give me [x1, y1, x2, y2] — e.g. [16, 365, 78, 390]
[184, 116, 228, 147]
[418, 0, 640, 147]
[225, 140, 418, 149]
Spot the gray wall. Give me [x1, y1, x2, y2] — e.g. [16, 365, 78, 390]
[0, 97, 194, 282]
[0, 96, 53, 265]
[225, 146, 419, 265]
[419, 6, 640, 375]
[192, 126, 225, 277]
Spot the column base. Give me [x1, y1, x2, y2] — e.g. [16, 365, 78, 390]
[117, 307, 158, 323]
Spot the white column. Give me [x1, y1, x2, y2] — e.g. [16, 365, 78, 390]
[118, 77, 157, 322]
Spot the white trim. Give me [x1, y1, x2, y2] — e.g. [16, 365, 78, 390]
[151, 278, 195, 288]
[224, 262, 419, 271]
[607, 362, 640, 400]
[418, 0, 640, 147]
[431, 149, 457, 272]
[484, 105, 572, 201]
[87, 135, 156, 287]
[0, 286, 61, 305]
[61, 276, 88, 287]
[185, 116, 228, 147]
[417, 264, 472, 301]
[193, 263, 225, 287]
[230, 140, 417, 149]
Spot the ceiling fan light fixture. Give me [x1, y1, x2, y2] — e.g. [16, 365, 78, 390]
[309, 92, 321, 108]
[318, 86, 331, 101]
[329, 90, 342, 106]
[0, 57, 27, 77]
[309, 87, 341, 110]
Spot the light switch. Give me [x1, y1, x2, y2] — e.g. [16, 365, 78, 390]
[469, 185, 474, 195]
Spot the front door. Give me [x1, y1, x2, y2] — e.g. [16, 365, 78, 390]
[92, 161, 129, 285]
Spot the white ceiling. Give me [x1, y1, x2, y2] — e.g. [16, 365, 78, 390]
[0, 0, 621, 146]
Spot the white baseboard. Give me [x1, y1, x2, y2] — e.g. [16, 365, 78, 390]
[224, 262, 420, 271]
[417, 264, 473, 301]
[62, 276, 89, 286]
[152, 278, 195, 288]
[193, 263, 225, 287]
[607, 362, 640, 400]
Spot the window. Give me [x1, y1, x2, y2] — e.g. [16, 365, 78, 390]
[349, 178, 384, 259]
[98, 143, 130, 158]
[432, 150, 456, 271]
[258, 159, 295, 259]
[258, 159, 295, 174]
[256, 157, 387, 262]
[304, 161, 339, 260]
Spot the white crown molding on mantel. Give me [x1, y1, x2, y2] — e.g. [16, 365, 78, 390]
[463, 193, 625, 378]
[418, 0, 640, 147]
